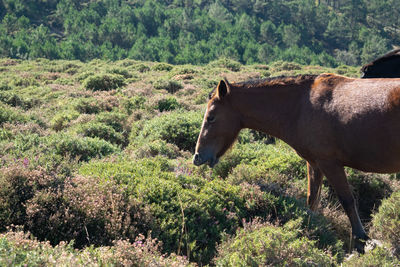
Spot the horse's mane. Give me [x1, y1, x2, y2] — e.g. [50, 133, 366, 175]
[208, 74, 319, 99]
[232, 74, 319, 88]
[361, 48, 400, 71]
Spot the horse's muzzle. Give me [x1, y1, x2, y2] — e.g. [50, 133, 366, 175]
[193, 153, 219, 167]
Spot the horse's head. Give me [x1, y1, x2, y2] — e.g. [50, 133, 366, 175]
[193, 79, 241, 167]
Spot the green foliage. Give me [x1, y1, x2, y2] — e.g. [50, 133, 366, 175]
[153, 79, 183, 93]
[370, 191, 400, 256]
[82, 73, 126, 91]
[50, 110, 79, 131]
[215, 220, 336, 266]
[76, 122, 125, 145]
[0, 104, 26, 124]
[343, 246, 400, 267]
[157, 97, 181, 112]
[46, 133, 119, 161]
[131, 110, 202, 152]
[2, 0, 396, 66]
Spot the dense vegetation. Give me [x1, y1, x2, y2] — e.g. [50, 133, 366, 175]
[0, 58, 399, 265]
[0, 0, 399, 66]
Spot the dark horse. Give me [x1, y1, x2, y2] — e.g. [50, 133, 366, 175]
[193, 74, 400, 250]
[361, 48, 400, 78]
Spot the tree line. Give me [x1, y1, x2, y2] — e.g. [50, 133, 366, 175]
[0, 0, 399, 66]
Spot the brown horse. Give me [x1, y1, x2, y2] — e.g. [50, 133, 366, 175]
[193, 73, 400, 251]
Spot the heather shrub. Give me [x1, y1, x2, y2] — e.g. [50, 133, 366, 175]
[45, 133, 119, 161]
[79, 157, 339, 264]
[76, 122, 125, 145]
[0, 166, 61, 232]
[131, 110, 202, 152]
[83, 73, 126, 91]
[214, 220, 336, 266]
[343, 246, 400, 267]
[370, 191, 400, 256]
[25, 175, 153, 248]
[153, 79, 183, 93]
[74, 98, 101, 114]
[0, 231, 194, 266]
[157, 96, 181, 112]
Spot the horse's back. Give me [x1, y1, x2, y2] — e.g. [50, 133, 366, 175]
[301, 74, 400, 172]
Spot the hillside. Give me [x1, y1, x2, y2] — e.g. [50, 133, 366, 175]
[0, 0, 399, 66]
[0, 58, 399, 265]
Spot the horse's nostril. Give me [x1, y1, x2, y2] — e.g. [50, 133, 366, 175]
[193, 153, 201, 165]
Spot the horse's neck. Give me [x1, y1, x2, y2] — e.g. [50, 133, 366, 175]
[231, 84, 305, 142]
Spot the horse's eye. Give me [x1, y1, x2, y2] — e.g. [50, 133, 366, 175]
[207, 115, 216, 123]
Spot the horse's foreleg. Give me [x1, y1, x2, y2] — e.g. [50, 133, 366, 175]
[317, 161, 368, 251]
[307, 162, 323, 211]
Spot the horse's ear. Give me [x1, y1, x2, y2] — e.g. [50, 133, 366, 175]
[216, 79, 230, 99]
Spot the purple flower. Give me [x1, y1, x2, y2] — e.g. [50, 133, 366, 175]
[23, 158, 29, 168]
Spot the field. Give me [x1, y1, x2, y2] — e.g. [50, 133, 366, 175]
[0, 58, 399, 266]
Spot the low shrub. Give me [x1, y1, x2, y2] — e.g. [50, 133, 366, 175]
[0, 104, 26, 125]
[107, 67, 132, 78]
[79, 157, 339, 264]
[209, 58, 241, 72]
[153, 79, 183, 93]
[50, 110, 80, 131]
[46, 133, 119, 161]
[83, 73, 126, 91]
[123, 95, 146, 114]
[133, 63, 150, 72]
[74, 98, 101, 114]
[157, 97, 181, 112]
[76, 122, 125, 145]
[95, 111, 128, 132]
[0, 231, 194, 266]
[370, 191, 400, 256]
[343, 246, 400, 266]
[0, 165, 153, 249]
[214, 219, 336, 266]
[131, 110, 202, 152]
[152, 63, 173, 71]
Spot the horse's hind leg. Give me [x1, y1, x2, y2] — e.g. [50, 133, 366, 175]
[317, 161, 368, 252]
[307, 162, 323, 211]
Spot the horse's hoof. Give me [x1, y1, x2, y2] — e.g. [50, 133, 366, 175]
[365, 239, 383, 252]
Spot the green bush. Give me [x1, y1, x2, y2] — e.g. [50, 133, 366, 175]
[215, 220, 336, 266]
[370, 191, 400, 256]
[0, 104, 26, 125]
[152, 63, 173, 71]
[79, 157, 339, 265]
[74, 98, 101, 114]
[209, 58, 241, 72]
[83, 73, 126, 91]
[46, 133, 119, 161]
[76, 122, 125, 145]
[50, 110, 80, 131]
[157, 97, 181, 112]
[131, 110, 202, 152]
[133, 63, 150, 72]
[107, 67, 132, 78]
[153, 79, 183, 93]
[123, 95, 146, 114]
[95, 111, 128, 132]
